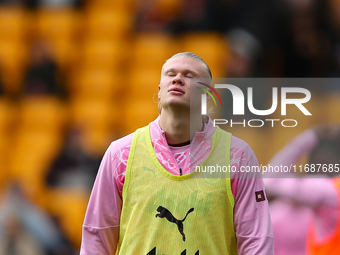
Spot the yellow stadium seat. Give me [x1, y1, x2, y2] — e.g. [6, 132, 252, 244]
[84, 9, 133, 40]
[79, 40, 130, 71]
[85, 0, 136, 14]
[70, 99, 118, 154]
[129, 68, 160, 99]
[19, 96, 68, 132]
[152, 0, 181, 16]
[122, 99, 159, 134]
[0, 41, 28, 94]
[46, 188, 89, 248]
[0, 7, 28, 42]
[182, 32, 230, 77]
[84, 128, 114, 156]
[133, 33, 180, 70]
[9, 130, 63, 199]
[71, 99, 113, 129]
[0, 99, 17, 187]
[69, 68, 122, 101]
[35, 8, 80, 42]
[48, 40, 78, 70]
[0, 98, 13, 131]
[0, 134, 10, 189]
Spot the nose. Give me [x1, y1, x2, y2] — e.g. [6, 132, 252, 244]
[172, 73, 184, 85]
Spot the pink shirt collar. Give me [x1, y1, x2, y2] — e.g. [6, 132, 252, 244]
[150, 116, 217, 146]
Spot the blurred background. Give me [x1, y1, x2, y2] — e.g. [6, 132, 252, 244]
[0, 0, 339, 253]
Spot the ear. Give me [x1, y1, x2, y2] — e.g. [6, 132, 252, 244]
[158, 85, 161, 99]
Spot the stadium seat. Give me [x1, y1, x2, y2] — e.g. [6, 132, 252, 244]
[0, 134, 10, 190]
[35, 8, 80, 43]
[152, 0, 181, 16]
[79, 39, 130, 71]
[0, 98, 16, 189]
[19, 96, 68, 133]
[49, 40, 78, 71]
[9, 130, 63, 200]
[69, 68, 122, 101]
[0, 41, 28, 94]
[0, 7, 28, 42]
[84, 127, 114, 156]
[129, 68, 160, 99]
[0, 98, 12, 132]
[85, 0, 136, 13]
[46, 188, 89, 248]
[132, 33, 180, 70]
[84, 9, 133, 40]
[123, 99, 159, 135]
[70, 99, 117, 153]
[182, 32, 230, 77]
[71, 99, 112, 128]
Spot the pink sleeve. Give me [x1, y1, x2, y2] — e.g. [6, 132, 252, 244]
[263, 129, 339, 242]
[232, 143, 274, 255]
[264, 128, 337, 208]
[80, 141, 125, 255]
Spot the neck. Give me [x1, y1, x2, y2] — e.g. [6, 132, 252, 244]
[159, 108, 203, 145]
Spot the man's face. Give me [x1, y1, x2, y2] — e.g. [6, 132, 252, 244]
[159, 56, 210, 111]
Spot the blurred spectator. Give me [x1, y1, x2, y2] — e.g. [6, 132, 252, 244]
[0, 0, 25, 5]
[0, 72, 3, 97]
[23, 41, 64, 97]
[264, 124, 340, 254]
[166, 0, 218, 33]
[37, 0, 82, 8]
[45, 126, 101, 193]
[226, 28, 262, 77]
[166, 0, 283, 36]
[0, 184, 76, 255]
[0, 0, 84, 8]
[135, 0, 233, 33]
[280, 0, 334, 78]
[134, 0, 181, 32]
[133, 0, 340, 80]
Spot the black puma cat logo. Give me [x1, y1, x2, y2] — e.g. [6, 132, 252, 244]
[155, 206, 194, 241]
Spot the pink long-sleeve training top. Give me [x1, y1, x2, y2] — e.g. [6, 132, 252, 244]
[264, 129, 339, 255]
[80, 116, 274, 255]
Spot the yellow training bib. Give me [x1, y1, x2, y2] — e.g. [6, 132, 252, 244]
[117, 125, 237, 255]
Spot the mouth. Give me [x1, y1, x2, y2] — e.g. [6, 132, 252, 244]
[168, 87, 185, 95]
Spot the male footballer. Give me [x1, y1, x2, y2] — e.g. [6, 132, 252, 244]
[80, 52, 274, 254]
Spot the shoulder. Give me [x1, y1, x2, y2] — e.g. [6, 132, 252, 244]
[229, 134, 261, 194]
[98, 132, 135, 191]
[106, 132, 135, 156]
[107, 122, 156, 155]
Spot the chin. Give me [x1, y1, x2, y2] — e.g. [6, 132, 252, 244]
[163, 101, 190, 110]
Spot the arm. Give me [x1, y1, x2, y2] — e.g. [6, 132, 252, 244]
[264, 128, 337, 208]
[80, 143, 122, 255]
[233, 149, 274, 255]
[263, 127, 340, 242]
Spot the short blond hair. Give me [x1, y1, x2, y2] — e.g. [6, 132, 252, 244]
[163, 52, 212, 78]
